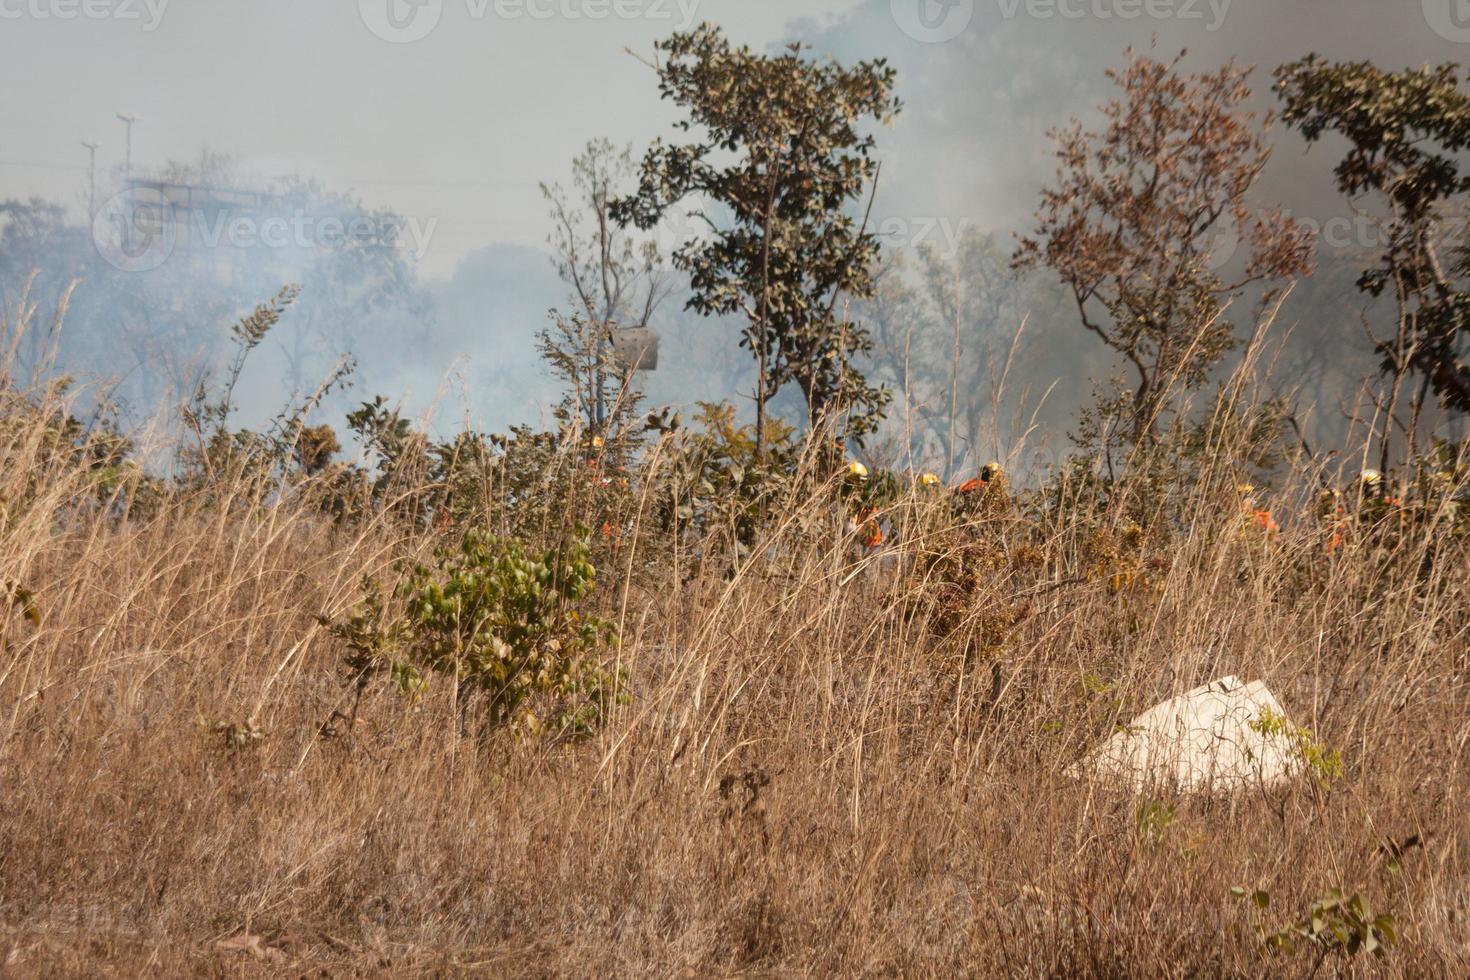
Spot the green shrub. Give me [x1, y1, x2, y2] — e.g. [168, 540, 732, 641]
[326, 527, 624, 738]
[1250, 707, 1344, 788]
[1234, 886, 1397, 959]
[646, 401, 801, 553]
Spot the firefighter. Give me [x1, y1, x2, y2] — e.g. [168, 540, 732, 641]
[1360, 468, 1386, 502]
[1236, 482, 1279, 539]
[842, 460, 884, 549]
[851, 506, 884, 548]
[957, 461, 1005, 494]
[1318, 487, 1348, 554]
[954, 461, 1009, 517]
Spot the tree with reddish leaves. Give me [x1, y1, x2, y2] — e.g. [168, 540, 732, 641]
[1015, 49, 1315, 448]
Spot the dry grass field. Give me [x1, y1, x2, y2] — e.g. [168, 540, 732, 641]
[1, 355, 1468, 977]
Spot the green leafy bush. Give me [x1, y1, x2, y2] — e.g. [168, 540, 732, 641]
[326, 527, 624, 738]
[1250, 707, 1344, 788]
[1234, 886, 1397, 958]
[646, 401, 801, 552]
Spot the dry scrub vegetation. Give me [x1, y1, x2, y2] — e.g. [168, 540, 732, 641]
[0, 349, 1468, 977]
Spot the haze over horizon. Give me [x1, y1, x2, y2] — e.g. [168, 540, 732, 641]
[5, 1, 1466, 280]
[4, 0, 1468, 456]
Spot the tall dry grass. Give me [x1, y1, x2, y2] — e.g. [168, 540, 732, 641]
[1, 316, 1467, 976]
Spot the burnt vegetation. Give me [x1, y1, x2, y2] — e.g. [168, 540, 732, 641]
[1, 28, 1469, 978]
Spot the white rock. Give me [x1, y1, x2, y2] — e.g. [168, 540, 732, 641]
[1073, 676, 1305, 794]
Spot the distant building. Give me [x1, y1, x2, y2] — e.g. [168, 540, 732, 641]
[123, 176, 279, 292]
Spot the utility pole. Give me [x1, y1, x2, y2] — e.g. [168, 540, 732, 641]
[80, 141, 99, 219]
[595, 321, 610, 432]
[115, 113, 140, 178]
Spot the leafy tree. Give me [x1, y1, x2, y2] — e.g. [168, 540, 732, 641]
[0, 198, 75, 284]
[645, 399, 800, 555]
[1015, 49, 1314, 447]
[1275, 57, 1470, 468]
[1, 199, 104, 378]
[612, 25, 901, 456]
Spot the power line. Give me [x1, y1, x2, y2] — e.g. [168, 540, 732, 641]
[0, 159, 87, 171]
[332, 176, 530, 188]
[0, 159, 535, 190]
[115, 113, 141, 177]
[80, 141, 100, 219]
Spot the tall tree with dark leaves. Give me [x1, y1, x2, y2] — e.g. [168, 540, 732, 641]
[612, 25, 901, 457]
[1276, 57, 1470, 468]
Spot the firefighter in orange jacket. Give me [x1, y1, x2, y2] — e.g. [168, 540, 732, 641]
[955, 462, 1008, 515]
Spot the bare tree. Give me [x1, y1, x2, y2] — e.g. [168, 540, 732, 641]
[539, 140, 671, 435]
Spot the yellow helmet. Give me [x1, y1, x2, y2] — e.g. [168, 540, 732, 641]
[919, 472, 942, 487]
[848, 461, 870, 480]
[1360, 469, 1383, 486]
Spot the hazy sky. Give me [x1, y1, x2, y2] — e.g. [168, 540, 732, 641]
[5, 0, 1469, 280]
[7, 0, 1469, 450]
[1, 0, 864, 276]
